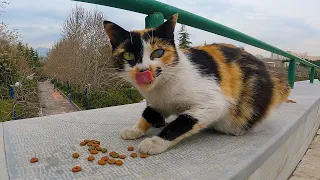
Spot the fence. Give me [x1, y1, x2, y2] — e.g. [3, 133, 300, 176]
[74, 0, 320, 89]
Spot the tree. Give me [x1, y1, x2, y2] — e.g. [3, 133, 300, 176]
[178, 25, 192, 49]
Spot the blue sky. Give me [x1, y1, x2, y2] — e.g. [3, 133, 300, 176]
[1, 0, 320, 57]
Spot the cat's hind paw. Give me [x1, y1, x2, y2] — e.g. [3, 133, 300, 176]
[138, 136, 171, 154]
[120, 128, 144, 140]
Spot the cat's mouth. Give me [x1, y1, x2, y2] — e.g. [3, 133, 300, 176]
[135, 67, 161, 86]
[135, 70, 155, 85]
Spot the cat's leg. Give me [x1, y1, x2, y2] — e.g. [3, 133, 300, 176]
[138, 106, 227, 154]
[121, 106, 164, 140]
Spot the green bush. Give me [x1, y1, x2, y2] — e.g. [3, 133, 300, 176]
[0, 85, 10, 100]
[0, 100, 12, 122]
[54, 81, 143, 109]
[13, 79, 40, 120]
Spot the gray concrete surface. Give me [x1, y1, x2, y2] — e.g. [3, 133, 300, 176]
[1, 80, 320, 180]
[290, 128, 320, 179]
[0, 123, 9, 180]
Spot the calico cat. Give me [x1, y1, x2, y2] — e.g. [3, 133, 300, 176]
[103, 14, 290, 155]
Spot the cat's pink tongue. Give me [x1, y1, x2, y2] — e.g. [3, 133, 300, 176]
[136, 70, 153, 85]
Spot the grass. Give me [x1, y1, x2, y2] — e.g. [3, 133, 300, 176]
[0, 100, 13, 122]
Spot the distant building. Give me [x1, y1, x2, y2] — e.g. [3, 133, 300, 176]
[254, 54, 264, 60]
[271, 51, 320, 61]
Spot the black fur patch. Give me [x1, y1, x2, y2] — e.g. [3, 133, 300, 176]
[187, 48, 221, 83]
[142, 106, 165, 127]
[218, 45, 242, 63]
[234, 53, 274, 129]
[246, 76, 273, 129]
[122, 32, 143, 66]
[103, 21, 130, 50]
[158, 114, 198, 141]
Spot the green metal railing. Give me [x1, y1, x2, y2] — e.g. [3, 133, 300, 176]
[73, 0, 319, 89]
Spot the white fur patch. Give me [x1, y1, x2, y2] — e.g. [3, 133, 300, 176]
[120, 127, 144, 140]
[138, 136, 172, 154]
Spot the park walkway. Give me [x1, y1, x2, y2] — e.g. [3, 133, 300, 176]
[38, 80, 78, 116]
[290, 129, 320, 180]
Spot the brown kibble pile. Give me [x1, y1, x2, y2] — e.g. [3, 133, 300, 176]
[140, 154, 148, 158]
[98, 160, 107, 165]
[131, 152, 138, 158]
[101, 156, 109, 161]
[285, 99, 297, 103]
[30, 157, 38, 163]
[29, 138, 151, 171]
[90, 150, 99, 154]
[115, 160, 123, 166]
[128, 146, 134, 151]
[88, 155, 95, 161]
[107, 158, 116, 164]
[72, 165, 81, 172]
[72, 153, 80, 158]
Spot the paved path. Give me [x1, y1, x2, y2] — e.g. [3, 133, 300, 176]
[38, 80, 78, 116]
[290, 128, 320, 180]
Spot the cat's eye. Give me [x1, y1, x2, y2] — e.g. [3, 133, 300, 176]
[150, 49, 165, 59]
[123, 52, 135, 61]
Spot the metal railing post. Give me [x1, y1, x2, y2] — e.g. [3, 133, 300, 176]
[288, 59, 296, 89]
[310, 67, 315, 84]
[145, 12, 164, 29]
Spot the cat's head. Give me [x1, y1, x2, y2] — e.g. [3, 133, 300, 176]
[103, 14, 179, 91]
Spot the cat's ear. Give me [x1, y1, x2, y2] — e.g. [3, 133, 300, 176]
[103, 21, 130, 49]
[155, 13, 178, 40]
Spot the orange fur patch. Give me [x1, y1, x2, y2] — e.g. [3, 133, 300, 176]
[263, 76, 290, 118]
[137, 117, 151, 133]
[195, 45, 243, 101]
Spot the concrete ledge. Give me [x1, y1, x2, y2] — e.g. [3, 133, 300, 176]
[2, 81, 320, 180]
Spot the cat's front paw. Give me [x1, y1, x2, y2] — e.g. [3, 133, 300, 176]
[120, 128, 143, 140]
[138, 136, 172, 154]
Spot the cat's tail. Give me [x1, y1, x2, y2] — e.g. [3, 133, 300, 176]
[270, 74, 291, 105]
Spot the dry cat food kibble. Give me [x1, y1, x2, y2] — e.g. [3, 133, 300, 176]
[84, 139, 91, 143]
[87, 142, 93, 146]
[96, 146, 102, 151]
[93, 140, 100, 144]
[88, 155, 95, 161]
[92, 144, 99, 147]
[80, 142, 86, 146]
[131, 153, 138, 158]
[285, 99, 297, 103]
[98, 160, 107, 165]
[72, 165, 81, 172]
[72, 153, 80, 158]
[140, 154, 148, 158]
[90, 150, 99, 154]
[119, 155, 126, 159]
[127, 146, 134, 151]
[109, 151, 116, 156]
[107, 159, 116, 164]
[88, 146, 96, 151]
[101, 156, 109, 161]
[111, 152, 119, 158]
[30, 157, 38, 163]
[115, 160, 123, 166]
[101, 148, 108, 153]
